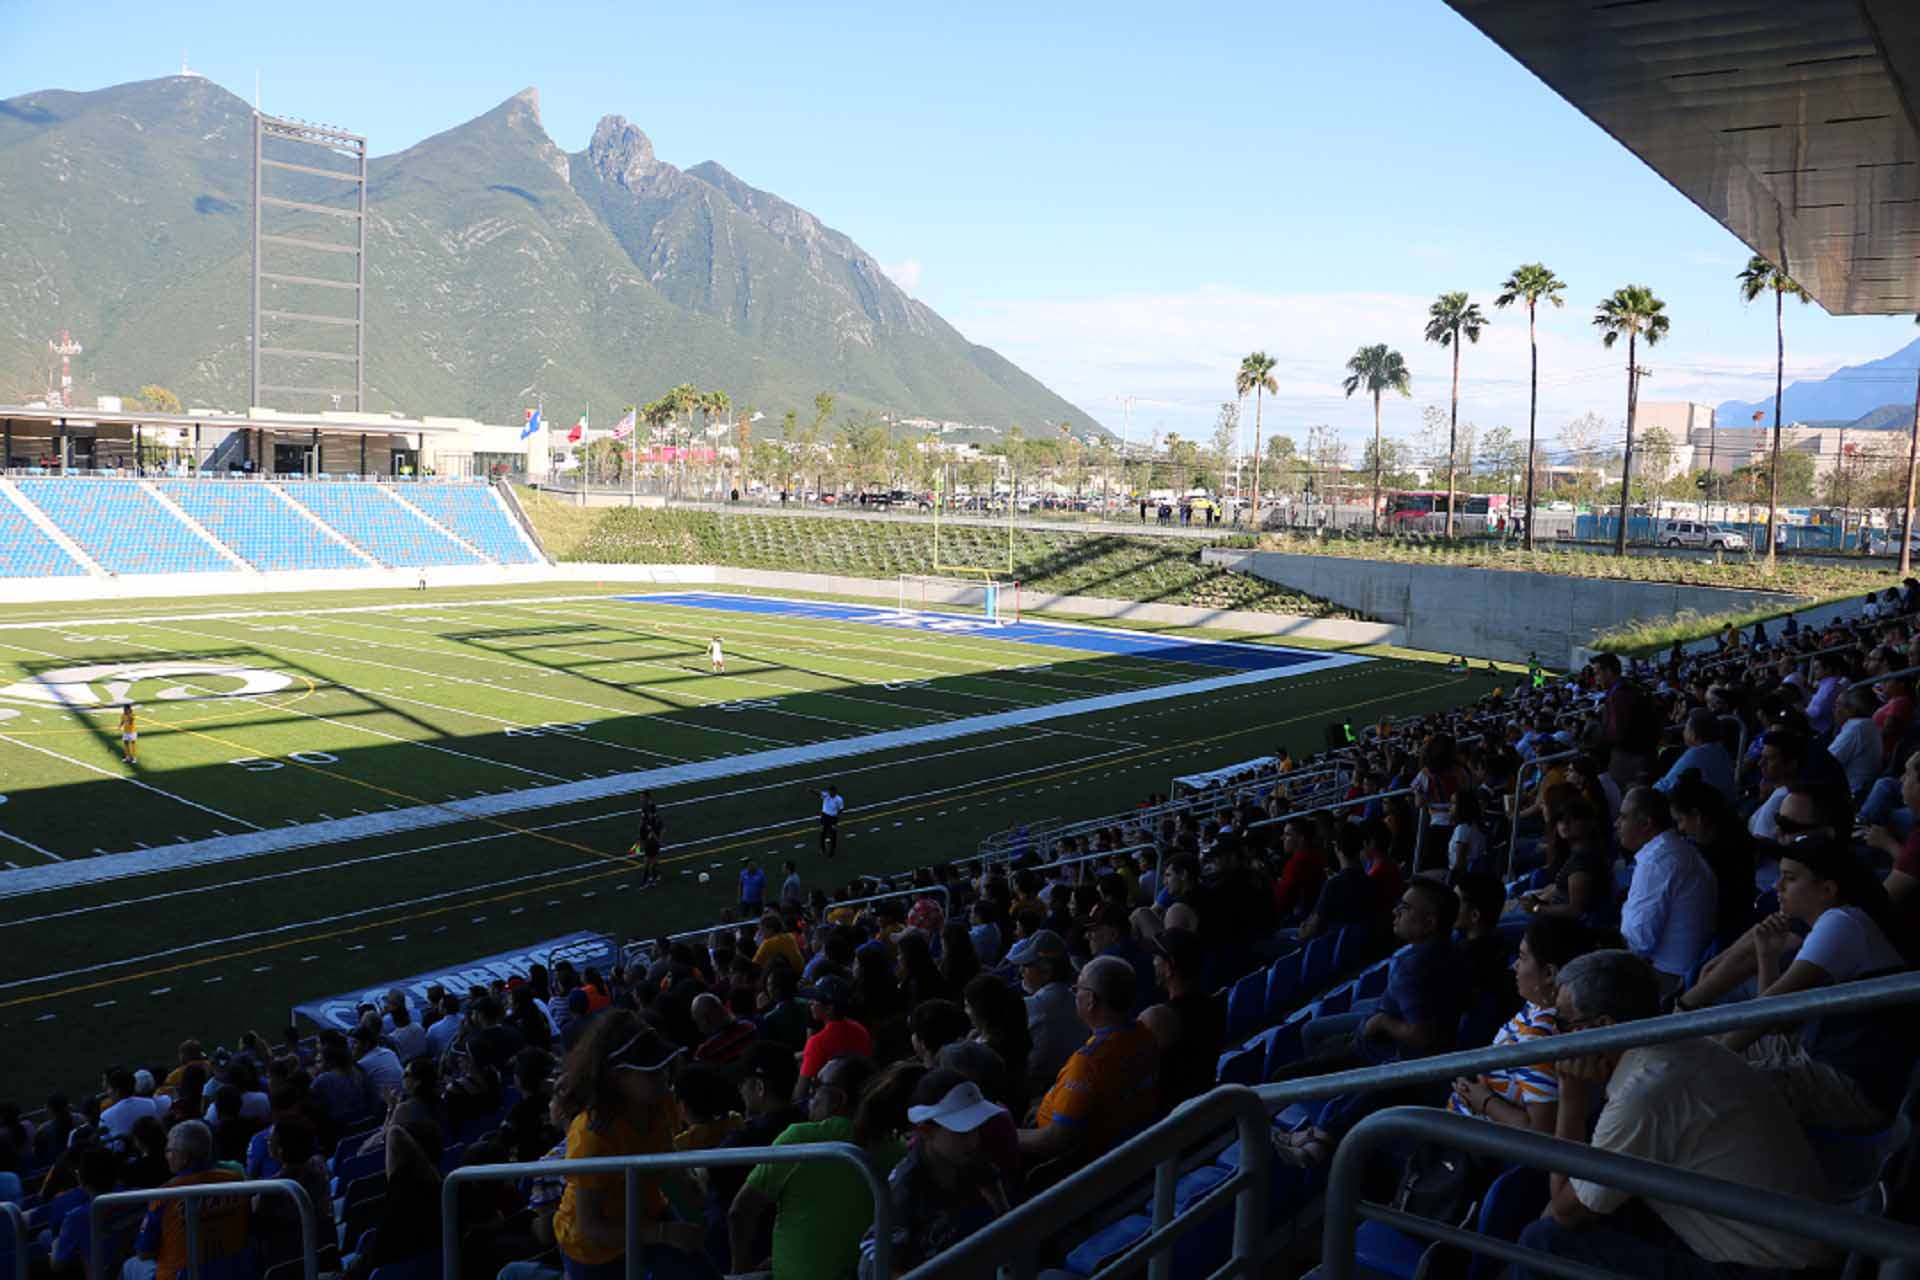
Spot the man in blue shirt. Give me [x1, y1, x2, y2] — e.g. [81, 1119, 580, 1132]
[739, 859, 767, 916]
[1615, 786, 1717, 995]
[1652, 708, 1736, 803]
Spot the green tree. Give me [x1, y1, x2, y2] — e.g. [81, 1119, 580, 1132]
[1361, 435, 1415, 490]
[1266, 434, 1303, 495]
[1342, 344, 1412, 532]
[1423, 292, 1488, 538]
[1477, 425, 1522, 502]
[1494, 263, 1567, 549]
[1732, 446, 1814, 506]
[1593, 284, 1671, 555]
[1209, 402, 1240, 499]
[1737, 256, 1811, 566]
[1236, 352, 1279, 526]
[135, 384, 182, 414]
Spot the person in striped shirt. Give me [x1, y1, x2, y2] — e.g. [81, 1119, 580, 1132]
[1449, 916, 1596, 1132]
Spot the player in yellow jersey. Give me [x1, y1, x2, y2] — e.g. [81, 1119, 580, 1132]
[119, 703, 138, 765]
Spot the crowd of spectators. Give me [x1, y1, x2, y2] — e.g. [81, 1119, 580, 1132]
[6, 581, 1920, 1279]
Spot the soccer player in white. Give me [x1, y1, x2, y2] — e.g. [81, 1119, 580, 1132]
[709, 636, 725, 673]
[819, 784, 844, 858]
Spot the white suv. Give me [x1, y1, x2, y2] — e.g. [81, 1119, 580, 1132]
[1660, 520, 1747, 550]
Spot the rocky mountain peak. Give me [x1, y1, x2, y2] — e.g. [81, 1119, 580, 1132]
[509, 86, 542, 124]
[588, 115, 657, 188]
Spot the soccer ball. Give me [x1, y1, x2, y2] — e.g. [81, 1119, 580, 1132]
[698, 872, 711, 884]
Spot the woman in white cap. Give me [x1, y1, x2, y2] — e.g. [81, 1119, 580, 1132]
[858, 1068, 1012, 1279]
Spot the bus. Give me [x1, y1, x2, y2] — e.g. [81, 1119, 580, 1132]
[1386, 490, 1511, 527]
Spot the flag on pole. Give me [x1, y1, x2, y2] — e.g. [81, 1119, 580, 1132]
[519, 406, 544, 440]
[567, 411, 587, 445]
[611, 409, 636, 441]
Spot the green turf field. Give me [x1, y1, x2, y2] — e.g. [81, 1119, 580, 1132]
[0, 582, 1482, 1103]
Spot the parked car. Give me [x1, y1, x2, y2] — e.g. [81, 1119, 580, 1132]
[1867, 529, 1920, 557]
[1660, 519, 1747, 550]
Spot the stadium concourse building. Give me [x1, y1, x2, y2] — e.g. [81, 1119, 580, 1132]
[0, 402, 547, 481]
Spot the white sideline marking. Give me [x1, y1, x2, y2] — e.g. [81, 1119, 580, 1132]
[0, 827, 61, 862]
[0, 647, 1364, 899]
[0, 732, 257, 832]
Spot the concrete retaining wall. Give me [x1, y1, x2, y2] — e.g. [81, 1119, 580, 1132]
[1204, 549, 1807, 666]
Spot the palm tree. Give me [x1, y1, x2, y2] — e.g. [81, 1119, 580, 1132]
[1737, 256, 1811, 566]
[1494, 264, 1567, 550]
[1341, 345, 1412, 533]
[1237, 352, 1279, 527]
[1593, 285, 1671, 557]
[1423, 293, 1488, 538]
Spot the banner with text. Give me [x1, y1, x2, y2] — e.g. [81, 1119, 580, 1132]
[291, 930, 618, 1031]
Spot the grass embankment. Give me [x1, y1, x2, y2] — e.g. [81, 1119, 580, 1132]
[511, 485, 604, 560]
[531, 505, 1352, 618]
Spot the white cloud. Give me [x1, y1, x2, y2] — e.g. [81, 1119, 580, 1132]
[880, 259, 923, 295]
[950, 284, 1893, 451]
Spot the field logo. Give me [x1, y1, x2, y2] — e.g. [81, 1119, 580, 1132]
[0, 661, 295, 708]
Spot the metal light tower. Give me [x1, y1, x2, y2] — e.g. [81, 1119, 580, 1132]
[48, 331, 82, 408]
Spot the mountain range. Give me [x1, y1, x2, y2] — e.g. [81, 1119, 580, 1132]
[1716, 335, 1920, 431]
[0, 76, 1098, 434]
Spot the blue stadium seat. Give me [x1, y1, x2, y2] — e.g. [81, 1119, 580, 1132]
[1225, 971, 1267, 1041]
[1356, 961, 1391, 1000]
[280, 482, 482, 568]
[1215, 1041, 1264, 1088]
[397, 484, 540, 564]
[0, 495, 87, 577]
[155, 480, 365, 572]
[1265, 952, 1303, 1022]
[1302, 935, 1338, 992]
[15, 478, 228, 575]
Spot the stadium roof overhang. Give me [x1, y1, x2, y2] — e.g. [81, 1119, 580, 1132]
[1445, 0, 1920, 315]
[0, 405, 473, 436]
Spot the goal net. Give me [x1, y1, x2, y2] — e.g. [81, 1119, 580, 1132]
[896, 574, 1021, 625]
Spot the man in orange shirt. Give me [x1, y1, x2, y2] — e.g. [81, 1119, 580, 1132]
[1017, 956, 1159, 1180]
[126, 1119, 249, 1280]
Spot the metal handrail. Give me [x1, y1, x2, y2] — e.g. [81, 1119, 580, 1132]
[91, 1177, 318, 1280]
[1503, 746, 1582, 880]
[442, 1142, 893, 1280]
[898, 1085, 1272, 1280]
[649, 882, 951, 951]
[1322, 1107, 1920, 1280]
[909, 970, 1920, 1280]
[1242, 785, 1413, 833]
[1850, 663, 1920, 694]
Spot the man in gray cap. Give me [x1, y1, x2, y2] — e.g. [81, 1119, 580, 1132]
[1006, 929, 1082, 1102]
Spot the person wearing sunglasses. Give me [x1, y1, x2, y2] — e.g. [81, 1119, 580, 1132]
[550, 1012, 707, 1280]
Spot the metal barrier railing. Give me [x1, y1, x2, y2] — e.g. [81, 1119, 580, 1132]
[897, 1085, 1272, 1280]
[1322, 1107, 1920, 1280]
[442, 1142, 894, 1280]
[1245, 786, 1424, 870]
[906, 969, 1920, 1280]
[643, 882, 951, 954]
[90, 1178, 319, 1280]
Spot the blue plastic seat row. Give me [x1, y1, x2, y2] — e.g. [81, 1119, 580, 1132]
[15, 478, 230, 575]
[0, 498, 86, 576]
[280, 482, 482, 568]
[155, 480, 366, 572]
[396, 484, 540, 564]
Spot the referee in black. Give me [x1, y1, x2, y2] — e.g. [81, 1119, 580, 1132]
[818, 784, 845, 859]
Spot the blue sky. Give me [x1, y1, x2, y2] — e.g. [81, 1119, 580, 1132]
[3, 0, 1916, 453]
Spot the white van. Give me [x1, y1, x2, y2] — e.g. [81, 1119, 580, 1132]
[1659, 519, 1747, 550]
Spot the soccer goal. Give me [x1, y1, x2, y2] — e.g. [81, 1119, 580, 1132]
[896, 573, 1021, 624]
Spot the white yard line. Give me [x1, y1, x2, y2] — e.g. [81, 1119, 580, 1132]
[0, 733, 260, 831]
[0, 650, 1366, 899]
[0, 826, 63, 862]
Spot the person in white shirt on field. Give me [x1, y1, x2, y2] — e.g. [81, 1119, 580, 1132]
[709, 635, 725, 673]
[1614, 786, 1717, 996]
[818, 784, 845, 858]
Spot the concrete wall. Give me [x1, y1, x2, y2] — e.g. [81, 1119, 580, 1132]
[1204, 548, 1807, 667]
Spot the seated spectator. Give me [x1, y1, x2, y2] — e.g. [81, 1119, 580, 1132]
[550, 1014, 705, 1280]
[1271, 815, 1329, 921]
[909, 999, 974, 1067]
[754, 964, 811, 1052]
[1017, 956, 1159, 1182]
[1653, 709, 1736, 803]
[1361, 820, 1405, 914]
[350, 1024, 404, 1101]
[124, 1120, 248, 1280]
[98, 1067, 162, 1143]
[858, 1071, 1014, 1279]
[1454, 872, 1521, 1028]
[752, 910, 804, 976]
[1449, 916, 1594, 1133]
[1447, 790, 1490, 875]
[796, 976, 874, 1102]
[939, 922, 983, 993]
[1081, 902, 1154, 1014]
[1873, 668, 1915, 759]
[1828, 688, 1886, 798]
[729, 1054, 893, 1280]
[382, 990, 430, 1062]
[962, 975, 1033, 1118]
[1677, 837, 1909, 1127]
[1666, 777, 1758, 949]
[701, 1043, 803, 1269]
[1138, 928, 1226, 1110]
[689, 993, 757, 1070]
[1615, 786, 1717, 995]
[968, 901, 1004, 967]
[672, 1064, 744, 1151]
[253, 1116, 335, 1270]
[1300, 821, 1385, 941]
[47, 1144, 117, 1274]
[1520, 951, 1834, 1277]
[1007, 929, 1083, 1103]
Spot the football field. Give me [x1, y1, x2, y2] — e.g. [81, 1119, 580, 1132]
[0, 582, 1478, 1101]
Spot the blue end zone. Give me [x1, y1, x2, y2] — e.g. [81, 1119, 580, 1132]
[615, 591, 1328, 672]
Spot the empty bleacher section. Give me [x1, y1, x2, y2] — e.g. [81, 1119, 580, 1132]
[0, 494, 86, 577]
[280, 483, 484, 568]
[393, 483, 541, 564]
[15, 478, 230, 576]
[153, 480, 369, 572]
